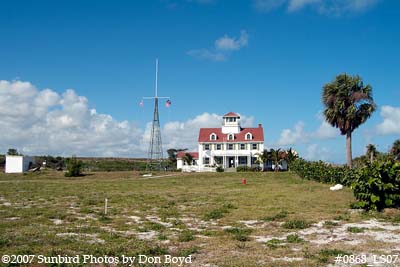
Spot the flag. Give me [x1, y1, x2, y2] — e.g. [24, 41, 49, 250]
[139, 100, 144, 107]
[166, 99, 171, 108]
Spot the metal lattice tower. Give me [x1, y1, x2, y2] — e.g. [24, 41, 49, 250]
[142, 59, 170, 171]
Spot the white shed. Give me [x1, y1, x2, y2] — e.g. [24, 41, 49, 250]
[5, 155, 35, 173]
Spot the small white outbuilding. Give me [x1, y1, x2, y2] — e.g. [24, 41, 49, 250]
[5, 155, 35, 173]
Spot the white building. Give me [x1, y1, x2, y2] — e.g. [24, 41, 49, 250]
[177, 112, 264, 171]
[5, 155, 35, 173]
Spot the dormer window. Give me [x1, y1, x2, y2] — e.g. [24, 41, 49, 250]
[245, 133, 252, 140]
[210, 133, 217, 141]
[228, 134, 234, 141]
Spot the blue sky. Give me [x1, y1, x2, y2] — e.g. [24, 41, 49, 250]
[1, 0, 399, 162]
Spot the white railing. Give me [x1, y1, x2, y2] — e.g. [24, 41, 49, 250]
[181, 165, 216, 172]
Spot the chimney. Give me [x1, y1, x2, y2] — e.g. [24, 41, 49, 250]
[258, 123, 262, 128]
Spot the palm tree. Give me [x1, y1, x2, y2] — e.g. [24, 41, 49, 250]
[365, 144, 378, 163]
[182, 153, 194, 166]
[271, 148, 285, 172]
[391, 139, 400, 160]
[284, 147, 299, 170]
[255, 149, 273, 171]
[322, 74, 376, 168]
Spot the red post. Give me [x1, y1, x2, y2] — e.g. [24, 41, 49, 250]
[242, 178, 247, 185]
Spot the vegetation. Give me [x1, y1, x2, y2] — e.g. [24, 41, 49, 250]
[291, 158, 355, 185]
[6, 148, 20, 155]
[182, 153, 194, 166]
[351, 159, 400, 211]
[64, 157, 83, 177]
[322, 73, 376, 168]
[236, 165, 261, 172]
[391, 139, 400, 160]
[0, 170, 397, 266]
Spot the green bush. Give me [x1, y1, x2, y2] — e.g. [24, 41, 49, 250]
[291, 158, 355, 186]
[236, 166, 261, 172]
[351, 160, 400, 211]
[65, 157, 83, 177]
[216, 166, 224, 172]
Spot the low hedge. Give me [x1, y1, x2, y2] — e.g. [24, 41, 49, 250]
[292, 158, 400, 211]
[236, 166, 262, 172]
[351, 160, 400, 211]
[291, 158, 355, 186]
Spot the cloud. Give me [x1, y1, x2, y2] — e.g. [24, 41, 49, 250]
[163, 112, 254, 151]
[0, 80, 256, 157]
[0, 80, 144, 157]
[187, 30, 248, 61]
[305, 143, 330, 161]
[253, 0, 380, 15]
[277, 121, 307, 146]
[276, 113, 338, 146]
[376, 105, 400, 135]
[215, 30, 248, 51]
[253, 0, 286, 12]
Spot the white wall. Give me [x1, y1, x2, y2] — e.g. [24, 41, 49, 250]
[5, 155, 35, 173]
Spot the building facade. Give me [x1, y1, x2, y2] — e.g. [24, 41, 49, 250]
[177, 112, 264, 171]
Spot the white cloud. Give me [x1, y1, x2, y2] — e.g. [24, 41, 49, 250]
[215, 30, 248, 51]
[253, 0, 380, 15]
[0, 80, 144, 157]
[288, 0, 319, 12]
[253, 0, 286, 12]
[277, 121, 307, 146]
[0, 80, 256, 157]
[187, 30, 248, 61]
[305, 143, 330, 161]
[276, 113, 338, 146]
[162, 112, 254, 151]
[314, 121, 338, 139]
[376, 105, 400, 135]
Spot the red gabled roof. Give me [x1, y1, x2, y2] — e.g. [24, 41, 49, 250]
[198, 125, 264, 143]
[223, 112, 240, 117]
[176, 152, 199, 159]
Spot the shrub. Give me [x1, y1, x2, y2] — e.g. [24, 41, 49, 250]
[65, 157, 83, 177]
[351, 160, 400, 211]
[224, 227, 252, 242]
[178, 230, 195, 242]
[286, 234, 304, 243]
[291, 158, 355, 186]
[216, 166, 224, 172]
[203, 209, 224, 220]
[282, 219, 310, 229]
[236, 166, 261, 172]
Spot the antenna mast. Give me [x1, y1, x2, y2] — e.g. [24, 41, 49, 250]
[141, 59, 170, 171]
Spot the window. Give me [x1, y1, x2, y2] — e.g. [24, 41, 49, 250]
[228, 144, 234, 150]
[204, 158, 210, 164]
[252, 143, 258, 150]
[210, 133, 217, 141]
[228, 134, 234, 140]
[204, 144, 210, 150]
[240, 143, 246, 150]
[216, 144, 222, 150]
[245, 133, 252, 140]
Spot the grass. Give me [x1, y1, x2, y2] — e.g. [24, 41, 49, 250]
[282, 219, 310, 229]
[0, 170, 387, 266]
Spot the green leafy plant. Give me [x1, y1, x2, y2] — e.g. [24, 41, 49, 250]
[351, 160, 400, 211]
[65, 157, 83, 177]
[282, 219, 310, 229]
[224, 227, 252, 242]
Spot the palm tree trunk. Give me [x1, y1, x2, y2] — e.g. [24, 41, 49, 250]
[346, 130, 353, 168]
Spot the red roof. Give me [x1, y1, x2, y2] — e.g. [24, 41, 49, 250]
[198, 125, 264, 143]
[223, 112, 240, 117]
[177, 152, 199, 159]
